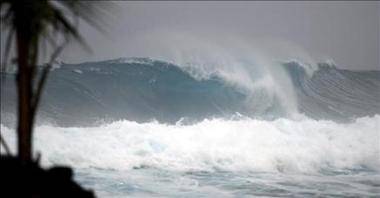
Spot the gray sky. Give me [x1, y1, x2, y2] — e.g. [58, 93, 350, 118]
[7, 1, 380, 70]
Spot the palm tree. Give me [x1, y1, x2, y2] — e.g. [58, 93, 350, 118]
[0, 0, 105, 163]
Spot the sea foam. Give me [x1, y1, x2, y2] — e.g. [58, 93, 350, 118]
[2, 115, 379, 173]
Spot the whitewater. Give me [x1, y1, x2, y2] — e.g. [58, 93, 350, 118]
[1, 115, 380, 197]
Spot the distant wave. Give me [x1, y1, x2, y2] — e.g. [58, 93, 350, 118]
[285, 62, 380, 121]
[1, 57, 379, 126]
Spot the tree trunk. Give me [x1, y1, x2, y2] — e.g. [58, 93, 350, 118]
[16, 29, 33, 163]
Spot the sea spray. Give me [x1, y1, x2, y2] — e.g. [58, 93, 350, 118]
[134, 31, 305, 117]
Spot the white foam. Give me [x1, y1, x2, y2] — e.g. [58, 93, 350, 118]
[72, 69, 83, 74]
[110, 57, 154, 65]
[1, 115, 379, 173]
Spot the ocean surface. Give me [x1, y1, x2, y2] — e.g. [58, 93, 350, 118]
[1, 57, 379, 197]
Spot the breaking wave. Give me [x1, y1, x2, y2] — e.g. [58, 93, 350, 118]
[1, 58, 379, 126]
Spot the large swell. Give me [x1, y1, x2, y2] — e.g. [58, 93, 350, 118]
[1, 115, 379, 173]
[1, 58, 379, 126]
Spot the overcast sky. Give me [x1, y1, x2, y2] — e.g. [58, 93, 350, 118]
[7, 1, 380, 70]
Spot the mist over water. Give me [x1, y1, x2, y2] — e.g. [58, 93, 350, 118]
[129, 31, 320, 117]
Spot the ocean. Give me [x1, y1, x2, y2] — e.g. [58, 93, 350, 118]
[1, 57, 379, 197]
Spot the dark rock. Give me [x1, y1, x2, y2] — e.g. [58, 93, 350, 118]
[0, 155, 95, 198]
